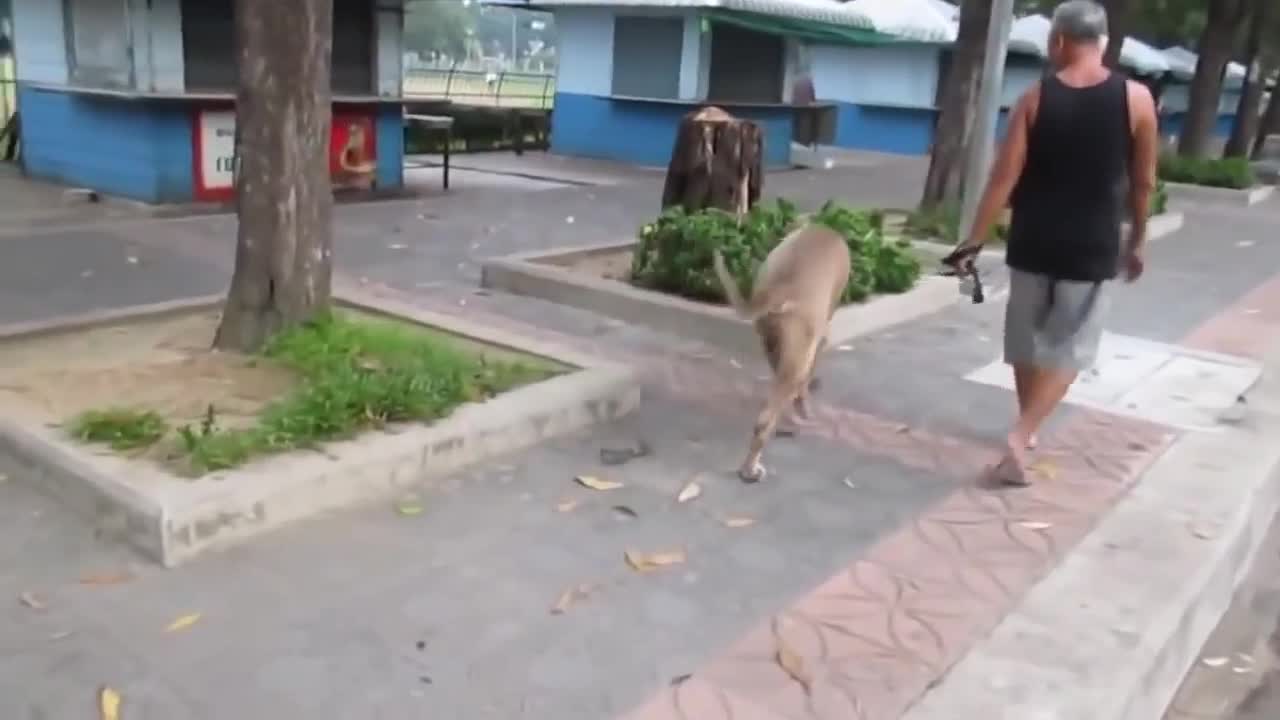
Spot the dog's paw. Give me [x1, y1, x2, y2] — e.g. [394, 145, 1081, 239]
[739, 461, 767, 484]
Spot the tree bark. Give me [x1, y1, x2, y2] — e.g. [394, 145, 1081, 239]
[1102, 0, 1131, 69]
[660, 106, 763, 215]
[1252, 81, 1280, 159]
[1224, 0, 1273, 157]
[921, 0, 993, 210]
[1223, 6, 1274, 155]
[1177, 0, 1250, 158]
[214, 0, 335, 353]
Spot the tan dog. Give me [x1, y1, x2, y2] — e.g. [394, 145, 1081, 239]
[713, 223, 851, 482]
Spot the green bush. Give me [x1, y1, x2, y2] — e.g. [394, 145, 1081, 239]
[629, 199, 920, 306]
[1158, 154, 1254, 190]
[1150, 179, 1168, 216]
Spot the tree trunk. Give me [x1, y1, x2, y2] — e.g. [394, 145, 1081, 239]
[214, 0, 335, 353]
[1177, 0, 1250, 158]
[1252, 82, 1280, 159]
[1102, 0, 1130, 69]
[660, 106, 763, 215]
[1224, 0, 1273, 157]
[921, 0, 993, 210]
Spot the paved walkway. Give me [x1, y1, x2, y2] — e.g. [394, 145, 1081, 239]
[1, 156, 1277, 718]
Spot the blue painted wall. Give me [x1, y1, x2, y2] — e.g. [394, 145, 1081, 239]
[832, 102, 936, 155]
[375, 104, 405, 189]
[1159, 112, 1236, 139]
[18, 85, 195, 202]
[551, 92, 793, 168]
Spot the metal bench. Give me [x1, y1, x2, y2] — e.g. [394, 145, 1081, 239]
[404, 113, 455, 190]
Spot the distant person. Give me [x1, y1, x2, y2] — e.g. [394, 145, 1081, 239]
[944, 0, 1159, 486]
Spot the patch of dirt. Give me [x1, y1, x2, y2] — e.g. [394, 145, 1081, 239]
[547, 249, 634, 281]
[0, 310, 296, 432]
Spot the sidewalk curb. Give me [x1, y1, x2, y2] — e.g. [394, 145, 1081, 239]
[903, 342, 1280, 720]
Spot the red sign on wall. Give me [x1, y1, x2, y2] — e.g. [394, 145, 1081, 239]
[192, 109, 379, 203]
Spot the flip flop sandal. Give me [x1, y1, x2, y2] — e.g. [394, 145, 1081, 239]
[989, 455, 1030, 487]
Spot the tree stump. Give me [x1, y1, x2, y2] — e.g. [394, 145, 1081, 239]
[660, 106, 763, 215]
[214, 0, 335, 353]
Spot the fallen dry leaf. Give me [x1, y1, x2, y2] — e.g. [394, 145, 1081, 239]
[550, 583, 596, 615]
[80, 571, 134, 586]
[575, 475, 624, 491]
[1017, 521, 1053, 531]
[555, 498, 580, 513]
[676, 480, 702, 503]
[723, 516, 756, 528]
[775, 636, 812, 694]
[1027, 460, 1058, 481]
[396, 498, 425, 516]
[624, 549, 687, 573]
[166, 613, 202, 633]
[99, 686, 122, 720]
[19, 591, 46, 611]
[611, 505, 639, 519]
[1201, 656, 1229, 668]
[1190, 523, 1217, 540]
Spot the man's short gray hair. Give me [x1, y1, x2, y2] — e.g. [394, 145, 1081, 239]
[1051, 0, 1109, 43]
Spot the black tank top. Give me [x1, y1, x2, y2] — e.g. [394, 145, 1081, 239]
[1006, 72, 1131, 282]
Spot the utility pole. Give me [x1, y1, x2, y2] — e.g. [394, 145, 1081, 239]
[960, 0, 1016, 243]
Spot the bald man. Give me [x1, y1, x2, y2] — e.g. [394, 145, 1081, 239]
[945, 0, 1160, 486]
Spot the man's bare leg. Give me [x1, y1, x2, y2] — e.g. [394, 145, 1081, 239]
[1000, 364, 1076, 483]
[1013, 365, 1040, 450]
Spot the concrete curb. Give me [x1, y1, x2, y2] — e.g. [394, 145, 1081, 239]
[1167, 182, 1275, 208]
[481, 242, 959, 357]
[903, 342, 1280, 720]
[0, 289, 641, 567]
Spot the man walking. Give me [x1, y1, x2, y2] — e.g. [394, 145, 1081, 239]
[945, 0, 1160, 485]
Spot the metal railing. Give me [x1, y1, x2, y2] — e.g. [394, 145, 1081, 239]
[403, 64, 555, 110]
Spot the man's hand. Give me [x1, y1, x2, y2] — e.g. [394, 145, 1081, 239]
[942, 241, 983, 274]
[1124, 244, 1145, 282]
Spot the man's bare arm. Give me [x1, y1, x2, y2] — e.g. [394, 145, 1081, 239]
[1127, 80, 1159, 251]
[962, 86, 1035, 249]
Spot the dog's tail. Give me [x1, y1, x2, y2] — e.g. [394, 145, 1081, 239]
[713, 250, 753, 317]
[713, 250, 790, 321]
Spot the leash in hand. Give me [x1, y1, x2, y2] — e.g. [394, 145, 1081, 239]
[939, 245, 985, 304]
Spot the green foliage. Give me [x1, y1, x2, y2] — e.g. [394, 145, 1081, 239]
[74, 313, 558, 475]
[70, 408, 168, 451]
[1158, 154, 1256, 189]
[629, 199, 920, 307]
[1150, 179, 1169, 216]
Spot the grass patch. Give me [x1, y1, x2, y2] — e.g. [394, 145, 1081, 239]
[71, 311, 561, 475]
[1158, 154, 1255, 190]
[629, 199, 922, 306]
[70, 409, 168, 451]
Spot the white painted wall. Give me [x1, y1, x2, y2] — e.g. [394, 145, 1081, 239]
[131, 0, 184, 92]
[11, 0, 69, 83]
[553, 8, 614, 96]
[376, 0, 404, 97]
[1000, 61, 1042, 108]
[809, 43, 940, 109]
[678, 11, 703, 100]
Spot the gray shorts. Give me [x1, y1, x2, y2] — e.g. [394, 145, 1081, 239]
[1004, 268, 1110, 372]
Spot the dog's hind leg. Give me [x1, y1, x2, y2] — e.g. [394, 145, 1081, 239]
[740, 334, 820, 483]
[794, 334, 826, 419]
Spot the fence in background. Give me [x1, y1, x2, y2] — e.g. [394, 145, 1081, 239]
[404, 65, 555, 110]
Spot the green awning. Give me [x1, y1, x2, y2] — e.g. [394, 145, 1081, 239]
[702, 9, 910, 46]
